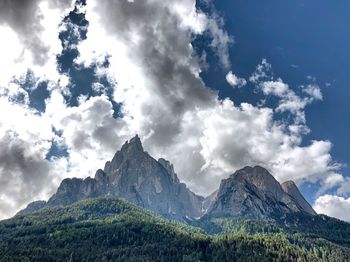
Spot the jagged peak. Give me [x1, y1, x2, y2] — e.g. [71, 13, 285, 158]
[121, 134, 143, 152]
[107, 135, 145, 174]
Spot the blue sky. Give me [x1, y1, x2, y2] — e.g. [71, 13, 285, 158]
[0, 0, 349, 220]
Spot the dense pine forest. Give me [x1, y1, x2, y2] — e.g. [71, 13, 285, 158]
[0, 197, 349, 262]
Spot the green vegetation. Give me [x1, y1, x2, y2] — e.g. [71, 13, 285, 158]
[0, 197, 349, 261]
[196, 215, 350, 262]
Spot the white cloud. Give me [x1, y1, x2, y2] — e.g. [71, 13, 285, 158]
[0, 0, 74, 87]
[205, 12, 233, 69]
[250, 60, 323, 126]
[249, 58, 272, 83]
[45, 91, 129, 180]
[261, 79, 289, 96]
[314, 195, 350, 221]
[0, 97, 65, 219]
[0, 89, 128, 219]
[303, 84, 323, 100]
[336, 177, 350, 197]
[317, 173, 345, 196]
[226, 71, 247, 88]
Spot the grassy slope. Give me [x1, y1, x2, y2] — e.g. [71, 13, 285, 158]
[0, 197, 349, 262]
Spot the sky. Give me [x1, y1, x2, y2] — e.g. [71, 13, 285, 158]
[0, 0, 349, 221]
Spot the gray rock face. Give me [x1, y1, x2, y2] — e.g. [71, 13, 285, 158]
[207, 166, 316, 219]
[281, 180, 317, 215]
[18, 136, 316, 222]
[47, 176, 101, 206]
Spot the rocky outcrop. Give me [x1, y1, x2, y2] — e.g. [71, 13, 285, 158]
[207, 166, 316, 219]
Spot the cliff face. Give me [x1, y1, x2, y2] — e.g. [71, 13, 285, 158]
[19, 136, 316, 221]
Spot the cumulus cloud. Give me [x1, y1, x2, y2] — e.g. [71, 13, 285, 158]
[226, 71, 247, 88]
[0, 0, 74, 87]
[336, 177, 350, 197]
[317, 173, 345, 196]
[72, 0, 341, 197]
[314, 195, 350, 222]
[0, 0, 73, 65]
[303, 84, 323, 100]
[45, 91, 129, 179]
[0, 97, 61, 219]
[249, 58, 272, 83]
[0, 89, 127, 219]
[250, 60, 323, 125]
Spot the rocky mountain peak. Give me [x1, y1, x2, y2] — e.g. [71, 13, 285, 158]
[104, 135, 146, 177]
[232, 165, 285, 200]
[121, 134, 143, 153]
[207, 166, 315, 219]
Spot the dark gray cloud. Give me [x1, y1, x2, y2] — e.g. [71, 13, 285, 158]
[0, 131, 52, 216]
[0, 0, 73, 65]
[92, 0, 216, 146]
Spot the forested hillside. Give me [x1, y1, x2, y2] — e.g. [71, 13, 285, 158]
[1, 197, 349, 262]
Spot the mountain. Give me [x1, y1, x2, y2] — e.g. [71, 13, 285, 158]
[8, 136, 350, 261]
[206, 166, 316, 219]
[21, 135, 203, 221]
[20, 135, 315, 222]
[3, 197, 350, 262]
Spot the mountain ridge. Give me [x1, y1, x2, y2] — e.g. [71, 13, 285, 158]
[19, 135, 316, 221]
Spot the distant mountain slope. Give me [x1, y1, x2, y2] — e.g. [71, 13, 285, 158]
[2, 197, 349, 262]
